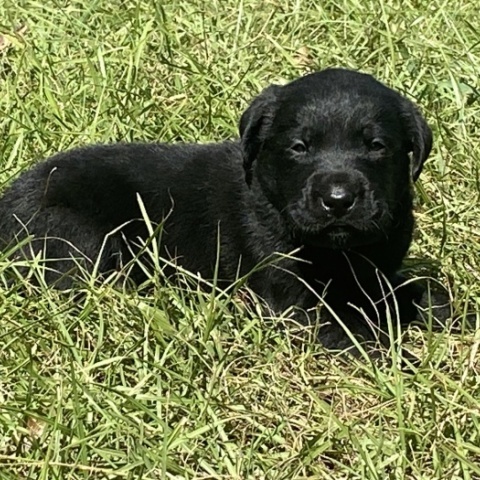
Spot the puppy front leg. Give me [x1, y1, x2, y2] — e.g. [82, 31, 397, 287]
[257, 273, 381, 354]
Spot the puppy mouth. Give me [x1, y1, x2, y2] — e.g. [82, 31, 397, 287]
[287, 209, 384, 249]
[322, 225, 355, 247]
[298, 224, 360, 248]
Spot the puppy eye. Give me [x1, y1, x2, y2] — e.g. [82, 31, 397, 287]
[369, 139, 386, 151]
[290, 140, 307, 154]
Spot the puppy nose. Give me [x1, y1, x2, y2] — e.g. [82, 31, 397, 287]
[320, 185, 356, 217]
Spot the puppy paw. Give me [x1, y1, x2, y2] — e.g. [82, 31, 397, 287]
[415, 281, 453, 329]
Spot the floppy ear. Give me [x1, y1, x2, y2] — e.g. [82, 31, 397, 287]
[401, 99, 433, 182]
[239, 84, 281, 185]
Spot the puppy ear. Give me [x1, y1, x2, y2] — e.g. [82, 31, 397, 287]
[401, 99, 433, 182]
[239, 84, 280, 185]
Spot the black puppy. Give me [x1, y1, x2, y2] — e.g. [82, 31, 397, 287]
[0, 68, 432, 351]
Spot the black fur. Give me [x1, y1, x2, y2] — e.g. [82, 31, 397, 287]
[0, 68, 433, 352]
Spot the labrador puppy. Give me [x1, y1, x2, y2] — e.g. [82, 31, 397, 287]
[0, 68, 433, 351]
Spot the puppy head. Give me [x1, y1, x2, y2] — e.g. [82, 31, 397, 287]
[239, 68, 432, 249]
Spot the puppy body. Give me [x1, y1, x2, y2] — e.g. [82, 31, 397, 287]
[0, 69, 433, 350]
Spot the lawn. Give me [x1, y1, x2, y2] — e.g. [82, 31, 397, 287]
[0, 0, 479, 478]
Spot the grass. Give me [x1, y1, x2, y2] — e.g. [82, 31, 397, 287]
[0, 0, 479, 478]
